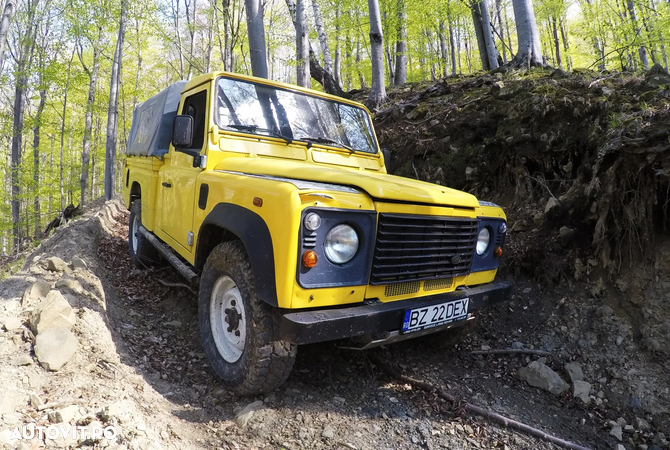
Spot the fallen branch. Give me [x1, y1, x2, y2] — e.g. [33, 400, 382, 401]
[368, 352, 591, 450]
[471, 348, 551, 356]
[157, 279, 197, 295]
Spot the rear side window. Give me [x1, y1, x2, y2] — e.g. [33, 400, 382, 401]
[181, 91, 207, 150]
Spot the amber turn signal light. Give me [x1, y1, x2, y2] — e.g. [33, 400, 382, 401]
[494, 247, 503, 257]
[302, 250, 318, 268]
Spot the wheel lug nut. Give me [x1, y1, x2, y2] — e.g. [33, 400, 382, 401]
[231, 300, 236, 306]
[235, 330, 240, 337]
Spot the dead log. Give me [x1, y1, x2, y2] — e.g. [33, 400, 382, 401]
[43, 204, 82, 236]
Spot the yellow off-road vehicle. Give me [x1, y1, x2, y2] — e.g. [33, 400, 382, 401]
[122, 71, 511, 395]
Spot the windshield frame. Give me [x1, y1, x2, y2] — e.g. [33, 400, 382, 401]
[214, 75, 380, 155]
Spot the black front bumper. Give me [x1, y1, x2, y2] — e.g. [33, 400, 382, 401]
[280, 281, 512, 345]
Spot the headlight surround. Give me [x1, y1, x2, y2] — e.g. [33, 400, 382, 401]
[476, 227, 491, 256]
[324, 224, 359, 264]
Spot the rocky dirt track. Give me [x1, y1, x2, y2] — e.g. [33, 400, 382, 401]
[0, 199, 668, 450]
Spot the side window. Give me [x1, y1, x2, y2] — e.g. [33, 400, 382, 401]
[180, 91, 207, 150]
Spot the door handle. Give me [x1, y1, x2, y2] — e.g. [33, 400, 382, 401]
[162, 182, 172, 188]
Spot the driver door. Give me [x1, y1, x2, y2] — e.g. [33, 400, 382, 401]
[158, 88, 208, 251]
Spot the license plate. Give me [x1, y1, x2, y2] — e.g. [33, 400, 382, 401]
[401, 298, 469, 334]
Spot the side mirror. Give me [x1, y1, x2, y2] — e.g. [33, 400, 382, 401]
[172, 115, 193, 148]
[381, 148, 393, 173]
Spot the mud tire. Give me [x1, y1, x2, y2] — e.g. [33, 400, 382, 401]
[128, 200, 160, 268]
[199, 241, 296, 395]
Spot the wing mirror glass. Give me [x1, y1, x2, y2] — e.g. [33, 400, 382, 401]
[382, 148, 393, 172]
[172, 115, 194, 148]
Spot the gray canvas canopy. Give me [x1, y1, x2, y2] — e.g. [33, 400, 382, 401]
[126, 80, 187, 157]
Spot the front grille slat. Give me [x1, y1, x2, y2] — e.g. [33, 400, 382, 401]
[371, 213, 478, 285]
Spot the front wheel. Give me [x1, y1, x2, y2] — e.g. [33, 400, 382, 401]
[128, 200, 159, 268]
[199, 241, 296, 395]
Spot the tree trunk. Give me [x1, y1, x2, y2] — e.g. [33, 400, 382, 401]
[33, 87, 46, 237]
[80, 30, 103, 206]
[10, 0, 38, 251]
[449, 14, 457, 75]
[245, 0, 268, 78]
[0, 0, 15, 75]
[438, 20, 449, 78]
[626, 0, 649, 69]
[495, 0, 507, 62]
[205, 0, 215, 72]
[393, 0, 407, 85]
[366, 0, 386, 109]
[334, 0, 341, 87]
[550, 17, 562, 68]
[559, 17, 571, 71]
[60, 51, 75, 213]
[479, 0, 499, 69]
[105, 0, 127, 201]
[171, 0, 185, 77]
[295, 0, 310, 86]
[184, 0, 198, 77]
[510, 0, 546, 67]
[471, 4, 489, 70]
[311, 0, 332, 73]
[356, 38, 365, 88]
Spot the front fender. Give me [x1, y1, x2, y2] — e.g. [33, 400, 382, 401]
[197, 203, 278, 307]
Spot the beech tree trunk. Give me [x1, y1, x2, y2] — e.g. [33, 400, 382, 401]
[551, 17, 562, 68]
[60, 51, 75, 213]
[393, 0, 407, 85]
[366, 0, 386, 109]
[627, 0, 649, 69]
[80, 30, 103, 206]
[510, 0, 546, 67]
[479, 0, 499, 69]
[295, 0, 310, 87]
[334, 0, 341, 87]
[245, 0, 268, 78]
[33, 86, 46, 237]
[471, 4, 489, 70]
[311, 0, 332, 74]
[0, 0, 14, 75]
[449, 14, 457, 75]
[105, 0, 128, 200]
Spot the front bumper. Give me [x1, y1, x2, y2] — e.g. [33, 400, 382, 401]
[279, 281, 512, 345]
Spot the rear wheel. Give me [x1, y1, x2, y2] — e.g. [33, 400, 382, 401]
[128, 200, 160, 268]
[199, 241, 296, 395]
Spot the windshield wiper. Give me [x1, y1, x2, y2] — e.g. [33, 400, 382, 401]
[298, 136, 354, 153]
[226, 124, 292, 144]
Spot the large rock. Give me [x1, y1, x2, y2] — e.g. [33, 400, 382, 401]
[2, 317, 23, 331]
[0, 391, 24, 414]
[234, 400, 263, 428]
[28, 279, 51, 301]
[573, 380, 592, 405]
[34, 327, 78, 371]
[42, 256, 70, 272]
[70, 256, 87, 270]
[518, 361, 569, 396]
[30, 290, 76, 334]
[564, 362, 585, 384]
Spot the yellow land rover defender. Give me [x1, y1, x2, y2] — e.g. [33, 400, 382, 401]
[122, 71, 511, 395]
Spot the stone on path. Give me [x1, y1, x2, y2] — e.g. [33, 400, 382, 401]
[34, 327, 78, 371]
[518, 361, 569, 396]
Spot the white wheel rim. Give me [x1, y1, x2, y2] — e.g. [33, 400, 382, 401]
[210, 275, 246, 363]
[131, 211, 140, 253]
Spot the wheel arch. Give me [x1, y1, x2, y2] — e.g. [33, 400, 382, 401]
[195, 203, 278, 307]
[130, 181, 141, 203]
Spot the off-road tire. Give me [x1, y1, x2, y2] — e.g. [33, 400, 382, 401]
[423, 317, 478, 349]
[128, 200, 160, 268]
[199, 241, 297, 395]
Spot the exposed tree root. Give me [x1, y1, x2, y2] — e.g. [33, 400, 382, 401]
[368, 352, 592, 450]
[471, 348, 552, 356]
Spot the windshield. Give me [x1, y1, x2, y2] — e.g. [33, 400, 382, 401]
[215, 76, 378, 154]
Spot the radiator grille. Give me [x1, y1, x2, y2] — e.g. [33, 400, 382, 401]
[424, 277, 454, 291]
[371, 214, 478, 285]
[384, 281, 421, 297]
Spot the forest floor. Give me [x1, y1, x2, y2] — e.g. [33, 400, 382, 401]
[0, 68, 669, 450]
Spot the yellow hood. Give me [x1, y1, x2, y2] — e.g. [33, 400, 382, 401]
[215, 157, 479, 208]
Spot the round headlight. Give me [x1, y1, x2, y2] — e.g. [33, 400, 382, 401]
[324, 225, 359, 264]
[304, 212, 322, 231]
[476, 228, 490, 255]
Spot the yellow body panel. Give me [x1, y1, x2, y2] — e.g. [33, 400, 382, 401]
[123, 70, 507, 311]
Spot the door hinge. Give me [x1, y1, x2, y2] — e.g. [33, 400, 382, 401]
[187, 231, 194, 246]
